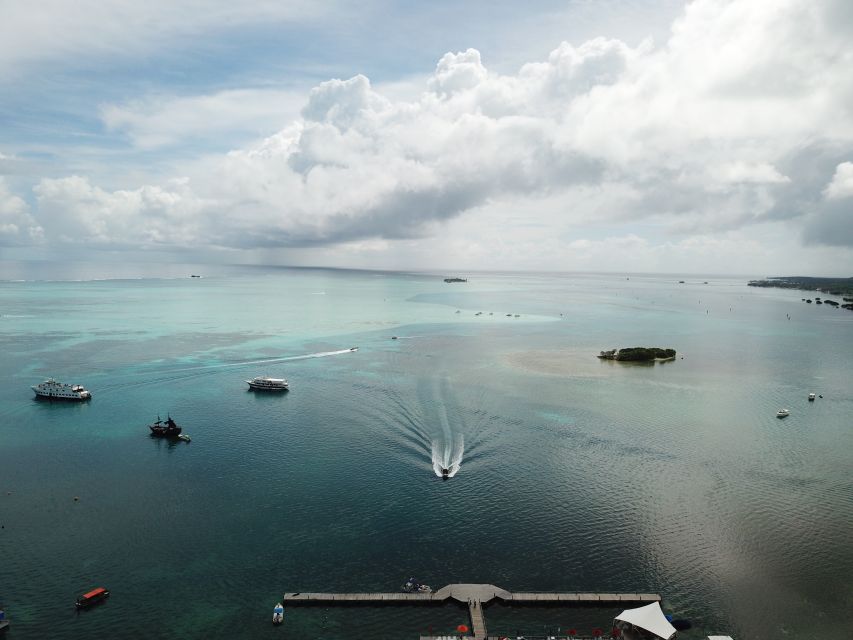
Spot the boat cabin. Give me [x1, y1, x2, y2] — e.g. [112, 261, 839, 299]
[76, 587, 110, 609]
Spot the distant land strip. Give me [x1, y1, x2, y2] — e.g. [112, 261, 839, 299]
[748, 276, 853, 297]
[748, 276, 853, 310]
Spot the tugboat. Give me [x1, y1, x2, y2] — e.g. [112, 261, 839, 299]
[149, 415, 182, 438]
[75, 587, 110, 609]
[272, 603, 284, 625]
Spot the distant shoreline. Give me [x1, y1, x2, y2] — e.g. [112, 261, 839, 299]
[748, 276, 853, 296]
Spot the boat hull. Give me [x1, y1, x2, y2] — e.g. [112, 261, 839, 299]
[246, 382, 289, 391]
[32, 391, 92, 401]
[76, 589, 110, 609]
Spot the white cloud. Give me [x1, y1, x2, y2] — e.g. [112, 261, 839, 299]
[0, 0, 335, 81]
[0, 177, 42, 244]
[34, 176, 205, 247]
[823, 161, 853, 200]
[100, 89, 306, 150]
[7, 0, 853, 271]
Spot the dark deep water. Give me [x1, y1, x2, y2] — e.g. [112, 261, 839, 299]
[1, 263, 851, 639]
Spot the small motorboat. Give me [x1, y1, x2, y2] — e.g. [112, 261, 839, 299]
[178, 434, 191, 442]
[391, 336, 398, 340]
[401, 577, 432, 593]
[808, 393, 816, 401]
[76, 587, 109, 609]
[350, 346, 358, 351]
[776, 409, 790, 418]
[441, 468, 450, 478]
[272, 603, 284, 625]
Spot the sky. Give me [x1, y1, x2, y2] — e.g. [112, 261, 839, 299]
[1, 0, 852, 275]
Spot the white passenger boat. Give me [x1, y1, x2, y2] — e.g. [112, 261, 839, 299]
[31, 379, 92, 401]
[246, 376, 289, 391]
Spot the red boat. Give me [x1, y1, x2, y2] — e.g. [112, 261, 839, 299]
[76, 587, 109, 609]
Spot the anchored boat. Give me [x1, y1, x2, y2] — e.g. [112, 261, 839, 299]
[149, 415, 182, 437]
[76, 587, 109, 609]
[272, 603, 284, 625]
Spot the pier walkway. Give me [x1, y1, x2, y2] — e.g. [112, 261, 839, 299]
[283, 584, 661, 640]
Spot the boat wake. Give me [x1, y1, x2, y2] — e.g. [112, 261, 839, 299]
[431, 434, 464, 478]
[427, 378, 466, 478]
[146, 348, 356, 375]
[93, 348, 356, 393]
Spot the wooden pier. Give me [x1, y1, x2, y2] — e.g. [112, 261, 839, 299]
[283, 583, 661, 640]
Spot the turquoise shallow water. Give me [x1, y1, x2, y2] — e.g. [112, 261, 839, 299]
[1, 263, 851, 639]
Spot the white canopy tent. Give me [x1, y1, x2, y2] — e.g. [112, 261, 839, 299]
[614, 602, 677, 640]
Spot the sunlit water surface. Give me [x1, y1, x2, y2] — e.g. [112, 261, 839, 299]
[1, 263, 851, 639]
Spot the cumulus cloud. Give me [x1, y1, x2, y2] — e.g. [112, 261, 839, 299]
[0, 178, 42, 244]
[802, 161, 853, 247]
[8, 0, 853, 266]
[34, 176, 204, 247]
[823, 162, 853, 200]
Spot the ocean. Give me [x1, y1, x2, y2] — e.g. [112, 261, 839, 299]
[1, 262, 851, 639]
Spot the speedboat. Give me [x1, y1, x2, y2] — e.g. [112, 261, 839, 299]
[776, 409, 790, 418]
[246, 376, 289, 391]
[350, 347, 358, 351]
[76, 587, 109, 609]
[272, 603, 284, 625]
[808, 393, 816, 401]
[441, 468, 450, 478]
[177, 434, 191, 442]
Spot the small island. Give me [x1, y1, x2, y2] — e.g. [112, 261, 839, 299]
[443, 277, 467, 283]
[598, 347, 676, 362]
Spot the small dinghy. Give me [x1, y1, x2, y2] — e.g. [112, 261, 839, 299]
[272, 603, 284, 625]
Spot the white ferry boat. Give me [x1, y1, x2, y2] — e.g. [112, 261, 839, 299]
[246, 376, 289, 391]
[31, 379, 92, 401]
